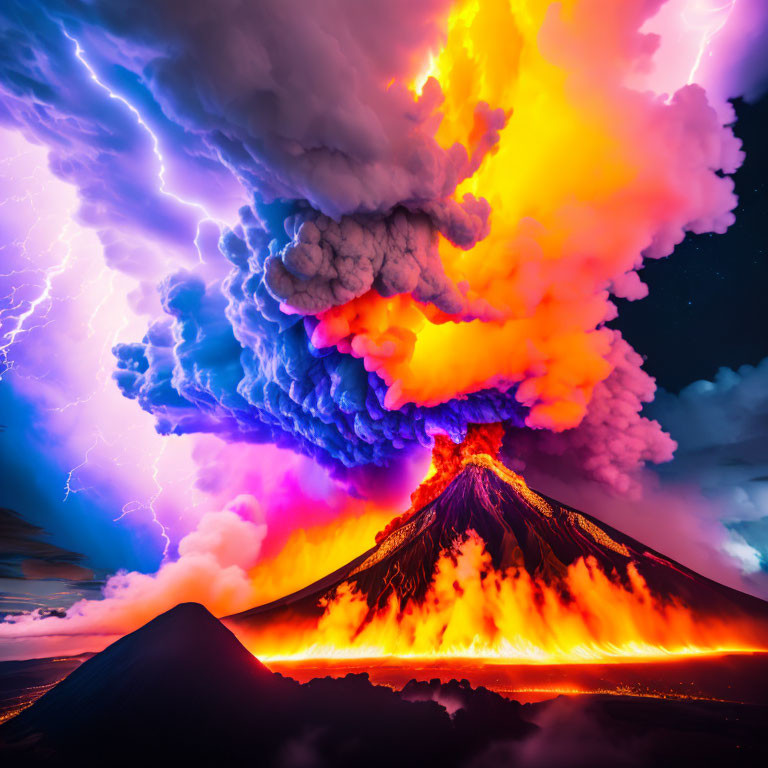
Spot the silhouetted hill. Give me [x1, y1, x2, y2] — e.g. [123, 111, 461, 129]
[0, 603, 533, 767]
[0, 603, 297, 763]
[2, 603, 766, 767]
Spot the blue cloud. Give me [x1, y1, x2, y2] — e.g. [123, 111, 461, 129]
[114, 205, 527, 468]
[647, 359, 768, 571]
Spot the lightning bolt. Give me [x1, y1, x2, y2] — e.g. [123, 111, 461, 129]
[63, 432, 103, 502]
[62, 29, 229, 264]
[0, 140, 89, 381]
[62, 427, 172, 557]
[0, 145, 80, 377]
[0, 216, 77, 378]
[114, 441, 172, 557]
[683, 0, 738, 85]
[48, 30, 235, 556]
[2, 28, 231, 379]
[2, 31, 236, 559]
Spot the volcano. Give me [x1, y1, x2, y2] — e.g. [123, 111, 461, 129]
[225, 426, 768, 657]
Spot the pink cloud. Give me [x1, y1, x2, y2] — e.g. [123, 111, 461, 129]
[0, 497, 268, 660]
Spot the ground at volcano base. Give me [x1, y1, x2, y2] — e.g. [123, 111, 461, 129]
[1, 604, 766, 768]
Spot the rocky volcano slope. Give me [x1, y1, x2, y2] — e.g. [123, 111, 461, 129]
[226, 452, 768, 634]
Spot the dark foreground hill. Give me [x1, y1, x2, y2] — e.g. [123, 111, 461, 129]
[1, 603, 766, 767]
[0, 603, 532, 767]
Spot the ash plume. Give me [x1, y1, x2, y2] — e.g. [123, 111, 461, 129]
[0, 0, 756, 475]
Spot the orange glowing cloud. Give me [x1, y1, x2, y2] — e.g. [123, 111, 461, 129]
[310, 0, 742, 432]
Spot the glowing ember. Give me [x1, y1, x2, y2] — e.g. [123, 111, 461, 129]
[264, 653, 768, 705]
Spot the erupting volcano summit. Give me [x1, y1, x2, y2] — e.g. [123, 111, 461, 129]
[226, 426, 768, 662]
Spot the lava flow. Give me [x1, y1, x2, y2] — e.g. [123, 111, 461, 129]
[225, 425, 768, 664]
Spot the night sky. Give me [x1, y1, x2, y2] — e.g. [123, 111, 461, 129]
[615, 94, 768, 392]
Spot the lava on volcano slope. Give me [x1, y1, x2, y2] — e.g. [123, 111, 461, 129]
[225, 425, 768, 665]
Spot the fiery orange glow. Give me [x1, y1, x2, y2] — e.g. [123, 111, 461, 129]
[239, 532, 765, 664]
[247, 507, 392, 605]
[309, 0, 737, 431]
[375, 423, 505, 543]
[230, 424, 768, 665]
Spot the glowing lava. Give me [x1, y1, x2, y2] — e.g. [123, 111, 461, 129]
[226, 425, 768, 664]
[248, 533, 765, 664]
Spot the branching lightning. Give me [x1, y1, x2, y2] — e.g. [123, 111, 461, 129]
[1, 31, 236, 557]
[63, 432, 103, 503]
[683, 0, 738, 85]
[62, 29, 228, 264]
[0, 183, 78, 379]
[114, 442, 172, 556]
[51, 30, 236, 554]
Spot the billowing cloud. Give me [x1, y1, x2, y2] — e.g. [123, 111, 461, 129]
[0, 496, 267, 659]
[0, 486, 402, 660]
[647, 358, 768, 572]
[0, 1, 767, 645]
[0, 0, 756, 477]
[504, 333, 676, 495]
[101, 0, 743, 472]
[113, 267, 524, 468]
[67, 0, 489, 219]
[264, 209, 466, 316]
[512, 357, 768, 597]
